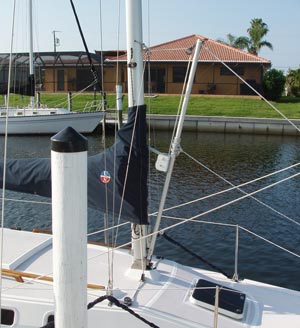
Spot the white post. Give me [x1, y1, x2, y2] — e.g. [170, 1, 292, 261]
[126, 0, 147, 270]
[68, 91, 72, 112]
[51, 127, 88, 328]
[116, 83, 123, 129]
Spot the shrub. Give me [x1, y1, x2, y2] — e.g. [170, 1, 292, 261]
[263, 69, 286, 101]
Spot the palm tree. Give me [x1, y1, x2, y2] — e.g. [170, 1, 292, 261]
[247, 18, 273, 55]
[217, 33, 238, 46]
[217, 34, 249, 50]
[286, 68, 300, 96]
[219, 18, 273, 55]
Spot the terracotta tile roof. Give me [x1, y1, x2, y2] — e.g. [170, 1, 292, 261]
[106, 34, 270, 64]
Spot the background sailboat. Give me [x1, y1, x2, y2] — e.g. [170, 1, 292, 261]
[0, 0, 104, 135]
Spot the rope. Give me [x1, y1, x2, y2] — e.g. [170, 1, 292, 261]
[87, 295, 159, 327]
[161, 232, 231, 279]
[41, 295, 160, 328]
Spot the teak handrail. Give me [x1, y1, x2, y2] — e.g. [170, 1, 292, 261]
[2, 268, 105, 290]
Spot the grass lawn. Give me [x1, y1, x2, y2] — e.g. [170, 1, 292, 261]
[2, 93, 300, 119]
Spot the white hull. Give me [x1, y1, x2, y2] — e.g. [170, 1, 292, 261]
[0, 111, 104, 134]
[1, 228, 300, 328]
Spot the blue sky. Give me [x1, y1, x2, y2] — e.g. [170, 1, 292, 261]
[1, 0, 299, 72]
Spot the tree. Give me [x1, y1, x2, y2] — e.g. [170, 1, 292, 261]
[286, 68, 300, 96]
[247, 18, 273, 55]
[217, 33, 239, 46]
[217, 34, 250, 50]
[263, 69, 285, 100]
[219, 18, 273, 55]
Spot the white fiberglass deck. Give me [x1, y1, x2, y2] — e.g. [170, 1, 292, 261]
[1, 228, 300, 327]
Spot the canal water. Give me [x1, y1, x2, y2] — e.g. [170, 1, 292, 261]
[1, 131, 300, 291]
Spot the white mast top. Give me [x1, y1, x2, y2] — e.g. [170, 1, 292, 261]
[126, 0, 144, 107]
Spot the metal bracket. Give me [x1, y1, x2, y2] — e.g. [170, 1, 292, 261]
[128, 62, 137, 68]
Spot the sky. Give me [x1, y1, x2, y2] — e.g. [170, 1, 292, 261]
[1, 0, 299, 72]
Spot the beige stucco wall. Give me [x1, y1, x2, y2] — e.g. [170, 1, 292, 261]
[42, 62, 266, 95]
[164, 63, 264, 95]
[103, 66, 119, 92]
[43, 68, 55, 92]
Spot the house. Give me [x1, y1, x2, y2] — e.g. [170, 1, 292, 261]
[0, 51, 107, 94]
[104, 34, 271, 96]
[0, 35, 270, 97]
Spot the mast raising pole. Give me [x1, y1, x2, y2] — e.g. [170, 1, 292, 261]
[125, 0, 147, 270]
[147, 39, 203, 260]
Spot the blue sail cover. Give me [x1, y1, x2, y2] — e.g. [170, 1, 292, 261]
[0, 105, 148, 225]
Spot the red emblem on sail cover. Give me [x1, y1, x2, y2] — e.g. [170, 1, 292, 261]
[100, 170, 111, 184]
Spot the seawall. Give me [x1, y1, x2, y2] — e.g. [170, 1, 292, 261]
[145, 115, 300, 136]
[105, 113, 300, 136]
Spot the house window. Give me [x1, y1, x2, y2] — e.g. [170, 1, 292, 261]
[173, 67, 187, 83]
[1, 309, 15, 326]
[220, 66, 245, 76]
[57, 69, 65, 91]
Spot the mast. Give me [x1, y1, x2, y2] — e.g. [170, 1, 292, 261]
[125, 0, 147, 269]
[28, 0, 35, 108]
[126, 0, 144, 107]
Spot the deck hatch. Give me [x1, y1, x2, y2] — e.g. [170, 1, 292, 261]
[190, 279, 246, 320]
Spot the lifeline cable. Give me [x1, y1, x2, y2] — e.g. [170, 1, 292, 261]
[161, 232, 231, 279]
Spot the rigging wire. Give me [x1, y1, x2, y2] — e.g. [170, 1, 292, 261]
[145, 0, 153, 247]
[202, 43, 300, 133]
[0, 0, 17, 319]
[107, 0, 123, 295]
[102, 0, 123, 297]
[150, 161, 300, 219]
[181, 150, 300, 227]
[155, 214, 300, 259]
[153, 171, 300, 237]
[95, 0, 113, 295]
[86, 199, 300, 263]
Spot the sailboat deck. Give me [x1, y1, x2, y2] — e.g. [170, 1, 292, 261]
[1, 227, 300, 327]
